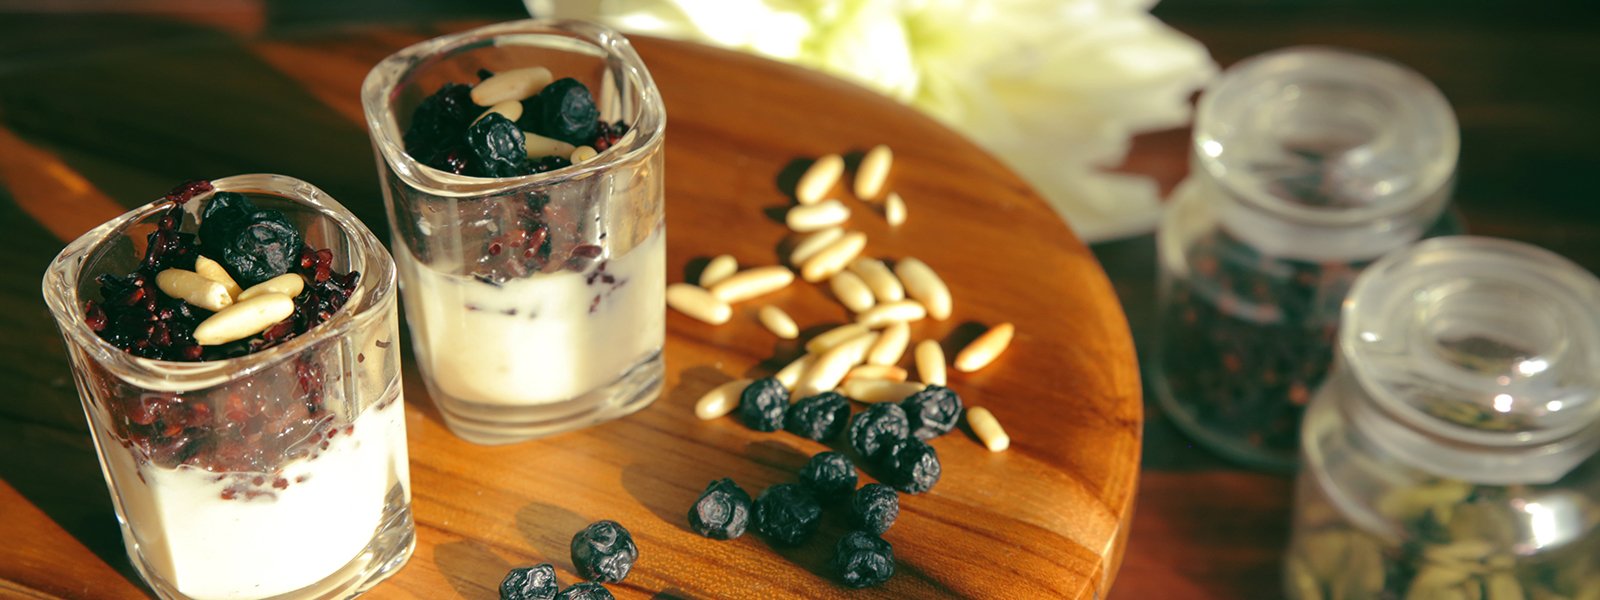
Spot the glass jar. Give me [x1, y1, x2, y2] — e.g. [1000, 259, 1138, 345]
[41, 175, 414, 599]
[361, 20, 667, 444]
[1286, 236, 1600, 599]
[1152, 47, 1460, 469]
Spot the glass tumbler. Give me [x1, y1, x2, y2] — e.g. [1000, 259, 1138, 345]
[41, 174, 414, 599]
[361, 19, 666, 444]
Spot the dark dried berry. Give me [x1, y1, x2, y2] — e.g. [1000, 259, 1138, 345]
[901, 384, 963, 440]
[404, 82, 476, 161]
[798, 451, 857, 501]
[850, 483, 899, 534]
[738, 377, 789, 432]
[467, 113, 530, 178]
[877, 438, 941, 494]
[752, 483, 822, 546]
[688, 478, 751, 540]
[219, 210, 303, 287]
[849, 402, 909, 460]
[784, 392, 851, 441]
[522, 77, 598, 145]
[553, 582, 612, 600]
[833, 530, 895, 588]
[500, 563, 559, 600]
[198, 192, 255, 254]
[570, 520, 637, 583]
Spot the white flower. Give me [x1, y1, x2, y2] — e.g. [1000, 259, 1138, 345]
[532, 0, 1215, 241]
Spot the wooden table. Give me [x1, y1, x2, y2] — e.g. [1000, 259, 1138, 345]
[0, 17, 1140, 600]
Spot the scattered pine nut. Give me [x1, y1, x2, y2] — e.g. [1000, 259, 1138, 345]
[666, 283, 732, 325]
[801, 231, 868, 282]
[914, 340, 947, 386]
[789, 227, 843, 266]
[699, 254, 738, 287]
[194, 293, 294, 346]
[841, 380, 926, 404]
[895, 257, 951, 320]
[829, 270, 876, 313]
[709, 266, 794, 303]
[524, 130, 577, 158]
[955, 322, 1015, 372]
[238, 273, 305, 302]
[193, 256, 243, 299]
[775, 354, 815, 390]
[806, 323, 869, 354]
[796, 154, 844, 204]
[967, 407, 1010, 452]
[795, 331, 878, 397]
[866, 321, 910, 366]
[695, 378, 752, 420]
[884, 192, 907, 227]
[471, 67, 554, 106]
[758, 305, 799, 339]
[785, 199, 851, 233]
[856, 300, 927, 328]
[473, 100, 524, 125]
[854, 145, 893, 200]
[845, 364, 907, 383]
[849, 258, 904, 302]
[570, 145, 598, 163]
[156, 269, 233, 312]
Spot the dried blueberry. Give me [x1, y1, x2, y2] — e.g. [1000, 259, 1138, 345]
[688, 478, 751, 540]
[798, 451, 857, 501]
[553, 582, 613, 600]
[849, 402, 909, 461]
[752, 483, 822, 546]
[850, 483, 899, 535]
[467, 113, 530, 178]
[901, 384, 963, 440]
[521, 77, 599, 145]
[877, 438, 941, 494]
[737, 377, 789, 432]
[833, 531, 895, 588]
[569, 520, 637, 583]
[198, 192, 254, 252]
[784, 392, 851, 441]
[500, 563, 559, 600]
[214, 209, 303, 287]
[404, 82, 476, 161]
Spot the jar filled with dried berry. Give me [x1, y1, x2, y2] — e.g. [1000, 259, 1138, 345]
[1286, 236, 1600, 600]
[1152, 47, 1460, 469]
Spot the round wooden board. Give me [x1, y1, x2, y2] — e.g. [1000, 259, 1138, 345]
[0, 25, 1141, 600]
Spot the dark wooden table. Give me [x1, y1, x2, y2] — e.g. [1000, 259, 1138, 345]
[2, 2, 1598, 598]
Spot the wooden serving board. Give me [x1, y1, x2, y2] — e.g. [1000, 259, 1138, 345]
[0, 24, 1141, 600]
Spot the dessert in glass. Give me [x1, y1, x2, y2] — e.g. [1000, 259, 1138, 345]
[41, 175, 413, 599]
[361, 19, 667, 444]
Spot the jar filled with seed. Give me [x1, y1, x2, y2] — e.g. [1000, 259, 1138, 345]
[1286, 236, 1600, 600]
[1152, 47, 1461, 469]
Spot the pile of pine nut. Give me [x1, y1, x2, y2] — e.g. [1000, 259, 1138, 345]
[670, 145, 1013, 453]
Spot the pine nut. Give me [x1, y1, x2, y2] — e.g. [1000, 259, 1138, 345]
[155, 269, 233, 312]
[796, 154, 844, 204]
[914, 340, 947, 386]
[885, 191, 907, 227]
[795, 331, 878, 397]
[570, 145, 598, 163]
[524, 130, 576, 158]
[786, 199, 850, 233]
[806, 323, 869, 354]
[845, 364, 907, 383]
[667, 283, 731, 325]
[699, 254, 738, 287]
[758, 305, 799, 339]
[955, 322, 1015, 372]
[841, 380, 925, 404]
[856, 300, 926, 328]
[829, 270, 876, 313]
[193, 293, 294, 346]
[789, 227, 843, 265]
[472, 100, 524, 125]
[895, 257, 951, 320]
[194, 255, 242, 299]
[471, 66, 554, 106]
[710, 266, 794, 303]
[695, 378, 751, 420]
[775, 354, 814, 390]
[866, 321, 910, 366]
[967, 407, 1010, 452]
[801, 231, 867, 282]
[854, 145, 893, 200]
[849, 258, 904, 302]
[238, 273, 305, 302]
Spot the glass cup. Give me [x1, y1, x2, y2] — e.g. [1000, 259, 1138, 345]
[42, 174, 414, 599]
[361, 19, 667, 444]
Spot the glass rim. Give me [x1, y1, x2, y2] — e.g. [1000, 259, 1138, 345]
[359, 18, 666, 198]
[41, 174, 398, 392]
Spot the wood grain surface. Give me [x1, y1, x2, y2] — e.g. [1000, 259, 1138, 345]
[0, 18, 1139, 600]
